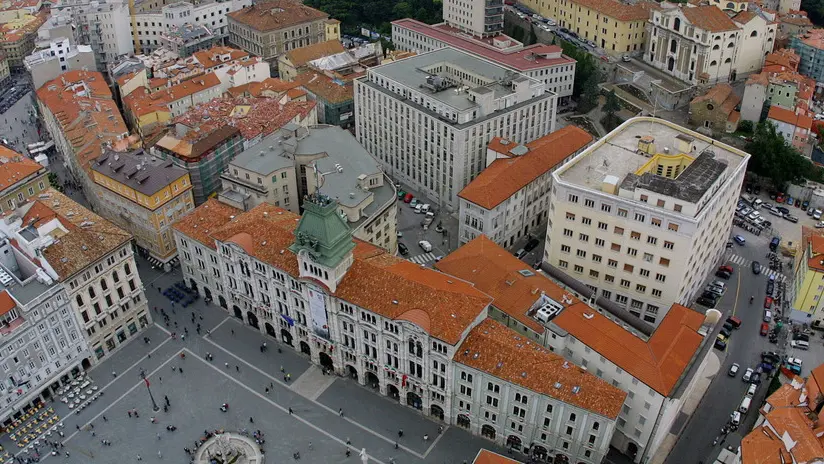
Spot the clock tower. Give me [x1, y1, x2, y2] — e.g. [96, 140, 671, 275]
[288, 193, 355, 293]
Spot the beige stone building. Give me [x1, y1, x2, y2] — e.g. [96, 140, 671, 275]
[0, 146, 49, 212]
[227, 0, 335, 72]
[688, 83, 741, 135]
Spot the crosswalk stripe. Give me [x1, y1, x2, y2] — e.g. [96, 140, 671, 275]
[408, 253, 434, 264]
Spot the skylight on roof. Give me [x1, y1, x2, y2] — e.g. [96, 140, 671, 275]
[518, 269, 535, 277]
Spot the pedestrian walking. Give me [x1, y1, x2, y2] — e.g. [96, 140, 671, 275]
[231, 329, 234, 335]
[288, 407, 293, 415]
[225, 362, 229, 369]
[136, 455, 142, 461]
[102, 416, 107, 422]
[339, 408, 344, 417]
[164, 395, 169, 405]
[179, 367, 183, 374]
[423, 434, 429, 442]
[127, 411, 132, 418]
[287, 373, 291, 382]
[265, 387, 269, 394]
[157, 433, 161, 440]
[250, 417, 254, 424]
[159, 377, 162, 384]
[398, 429, 403, 438]
[236, 365, 239, 372]
[308, 441, 313, 451]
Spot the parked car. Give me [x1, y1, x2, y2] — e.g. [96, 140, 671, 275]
[398, 243, 409, 255]
[766, 281, 774, 295]
[524, 238, 540, 252]
[716, 270, 732, 279]
[784, 213, 799, 223]
[697, 296, 717, 307]
[403, 193, 414, 203]
[728, 363, 740, 377]
[751, 372, 762, 384]
[719, 265, 734, 274]
[418, 240, 432, 252]
[760, 322, 770, 336]
[734, 235, 746, 245]
[761, 351, 780, 364]
[742, 368, 754, 382]
[752, 261, 762, 274]
[776, 206, 790, 215]
[764, 296, 774, 308]
[714, 338, 727, 350]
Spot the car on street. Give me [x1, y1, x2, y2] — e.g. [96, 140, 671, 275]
[418, 240, 432, 252]
[734, 235, 746, 245]
[762, 351, 779, 362]
[706, 285, 724, 297]
[776, 206, 790, 215]
[766, 281, 774, 295]
[764, 296, 773, 308]
[714, 338, 727, 350]
[747, 384, 757, 397]
[750, 372, 762, 384]
[784, 213, 799, 223]
[716, 269, 732, 279]
[763, 310, 772, 322]
[742, 368, 754, 382]
[403, 193, 413, 203]
[752, 261, 762, 274]
[719, 265, 734, 275]
[728, 363, 740, 377]
[760, 322, 770, 336]
[697, 296, 717, 307]
[398, 243, 408, 255]
[524, 238, 540, 252]
[816, 222, 824, 229]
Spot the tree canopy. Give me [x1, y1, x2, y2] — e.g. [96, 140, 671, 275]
[559, 39, 600, 111]
[745, 121, 813, 189]
[801, 0, 824, 26]
[305, 0, 442, 35]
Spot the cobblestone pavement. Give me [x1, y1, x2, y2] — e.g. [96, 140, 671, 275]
[5, 258, 509, 464]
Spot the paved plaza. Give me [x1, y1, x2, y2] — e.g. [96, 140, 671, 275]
[2, 259, 509, 464]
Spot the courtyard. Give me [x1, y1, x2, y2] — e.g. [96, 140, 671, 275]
[2, 260, 508, 464]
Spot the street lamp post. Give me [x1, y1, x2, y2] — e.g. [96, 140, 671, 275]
[139, 370, 160, 412]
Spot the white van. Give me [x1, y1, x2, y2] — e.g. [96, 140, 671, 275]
[739, 397, 751, 413]
[731, 411, 741, 426]
[421, 204, 431, 213]
[415, 204, 424, 213]
[746, 384, 757, 397]
[753, 198, 763, 209]
[792, 340, 810, 350]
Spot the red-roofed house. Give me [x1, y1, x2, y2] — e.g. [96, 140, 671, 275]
[435, 235, 706, 462]
[767, 105, 814, 155]
[458, 127, 592, 248]
[173, 197, 626, 463]
[792, 229, 824, 323]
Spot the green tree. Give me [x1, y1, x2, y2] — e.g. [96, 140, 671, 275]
[745, 121, 811, 189]
[802, 0, 824, 25]
[559, 38, 600, 102]
[578, 74, 600, 113]
[603, 90, 620, 117]
[392, 1, 413, 18]
[737, 120, 753, 134]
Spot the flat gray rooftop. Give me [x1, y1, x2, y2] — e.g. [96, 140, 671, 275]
[557, 118, 748, 199]
[368, 48, 518, 111]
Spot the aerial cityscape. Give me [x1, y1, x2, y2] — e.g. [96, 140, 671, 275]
[0, 0, 821, 461]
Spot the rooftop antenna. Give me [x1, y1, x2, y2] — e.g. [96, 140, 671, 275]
[311, 162, 338, 206]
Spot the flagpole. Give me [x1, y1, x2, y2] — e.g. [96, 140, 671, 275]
[139, 370, 160, 412]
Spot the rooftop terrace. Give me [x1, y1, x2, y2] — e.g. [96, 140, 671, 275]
[556, 117, 748, 208]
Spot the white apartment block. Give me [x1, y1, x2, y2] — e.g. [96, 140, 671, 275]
[392, 19, 576, 100]
[0, 190, 152, 364]
[51, 0, 134, 71]
[355, 47, 556, 211]
[173, 198, 625, 463]
[0, 236, 91, 427]
[443, 0, 503, 37]
[645, 3, 775, 85]
[133, 0, 251, 53]
[437, 234, 707, 463]
[458, 127, 592, 249]
[545, 117, 749, 326]
[25, 37, 96, 89]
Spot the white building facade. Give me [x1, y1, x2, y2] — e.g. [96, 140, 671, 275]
[173, 198, 625, 462]
[25, 38, 96, 89]
[354, 48, 556, 211]
[133, 0, 251, 53]
[544, 118, 749, 326]
[0, 239, 91, 427]
[51, 0, 134, 71]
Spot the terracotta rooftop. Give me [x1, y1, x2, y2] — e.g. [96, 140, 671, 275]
[732, 10, 757, 24]
[227, 0, 328, 32]
[457, 319, 627, 419]
[175, 202, 493, 344]
[0, 146, 44, 194]
[0, 290, 15, 317]
[459, 126, 592, 209]
[171, 198, 241, 249]
[768, 105, 813, 130]
[285, 39, 345, 68]
[294, 71, 354, 104]
[191, 46, 250, 69]
[0, 9, 47, 43]
[691, 83, 741, 116]
[682, 5, 739, 32]
[28, 189, 132, 280]
[226, 77, 299, 98]
[797, 28, 824, 50]
[36, 71, 128, 176]
[437, 235, 704, 396]
[765, 48, 800, 72]
[780, 10, 813, 27]
[472, 450, 521, 464]
[163, 96, 316, 150]
[741, 367, 824, 464]
[393, 19, 576, 71]
[806, 234, 824, 272]
[747, 72, 769, 86]
[570, 0, 657, 21]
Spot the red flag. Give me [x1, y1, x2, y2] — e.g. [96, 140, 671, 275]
[144, 378, 150, 388]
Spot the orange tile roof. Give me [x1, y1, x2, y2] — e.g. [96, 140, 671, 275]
[124, 72, 221, 117]
[168, 96, 316, 145]
[36, 71, 128, 176]
[191, 46, 250, 69]
[227, 0, 328, 32]
[555, 302, 704, 396]
[28, 189, 132, 280]
[226, 77, 300, 98]
[0, 290, 16, 317]
[691, 83, 740, 113]
[285, 39, 345, 68]
[459, 126, 592, 209]
[806, 234, 824, 272]
[457, 319, 627, 418]
[176, 202, 492, 344]
[747, 72, 769, 86]
[0, 146, 44, 193]
[0, 9, 47, 43]
[682, 5, 739, 32]
[171, 198, 241, 250]
[294, 71, 354, 104]
[437, 236, 704, 396]
[768, 105, 813, 130]
[733, 10, 757, 24]
[472, 450, 521, 464]
[571, 0, 657, 21]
